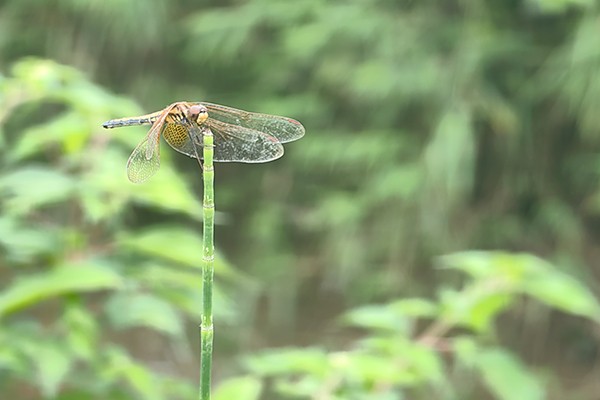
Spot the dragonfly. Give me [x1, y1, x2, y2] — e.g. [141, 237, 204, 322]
[102, 101, 305, 183]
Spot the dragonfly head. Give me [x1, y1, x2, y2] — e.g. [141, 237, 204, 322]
[188, 104, 208, 125]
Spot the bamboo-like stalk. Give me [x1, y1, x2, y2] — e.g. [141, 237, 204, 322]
[104, 101, 304, 400]
[196, 124, 214, 400]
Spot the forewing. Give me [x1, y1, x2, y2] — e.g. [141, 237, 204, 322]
[202, 102, 305, 144]
[209, 119, 284, 162]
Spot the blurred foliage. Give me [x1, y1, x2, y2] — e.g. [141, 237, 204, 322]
[0, 60, 247, 398]
[1, 0, 600, 399]
[240, 252, 600, 400]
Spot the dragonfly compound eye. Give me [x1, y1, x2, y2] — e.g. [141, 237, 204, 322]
[189, 104, 209, 125]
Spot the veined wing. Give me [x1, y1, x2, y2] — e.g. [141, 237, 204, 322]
[200, 102, 305, 144]
[163, 117, 285, 163]
[125, 106, 174, 183]
[209, 119, 284, 162]
[126, 135, 161, 183]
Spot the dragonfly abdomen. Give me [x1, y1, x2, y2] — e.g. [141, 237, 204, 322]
[102, 116, 156, 129]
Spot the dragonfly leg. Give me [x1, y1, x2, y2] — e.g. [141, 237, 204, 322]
[189, 125, 214, 172]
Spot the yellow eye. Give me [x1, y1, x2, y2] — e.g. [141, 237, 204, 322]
[196, 110, 208, 125]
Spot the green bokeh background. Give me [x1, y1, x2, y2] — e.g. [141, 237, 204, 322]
[1, 0, 600, 399]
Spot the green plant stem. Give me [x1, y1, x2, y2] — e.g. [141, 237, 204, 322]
[198, 125, 215, 400]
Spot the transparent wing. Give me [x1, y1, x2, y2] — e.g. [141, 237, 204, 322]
[126, 135, 161, 183]
[201, 102, 305, 144]
[163, 118, 285, 163]
[209, 119, 284, 162]
[125, 113, 167, 183]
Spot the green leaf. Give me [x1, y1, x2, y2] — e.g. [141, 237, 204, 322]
[119, 226, 238, 277]
[0, 217, 59, 263]
[274, 374, 325, 398]
[283, 22, 332, 61]
[103, 348, 162, 400]
[438, 287, 513, 332]
[463, 292, 513, 332]
[343, 304, 410, 333]
[423, 106, 474, 205]
[129, 263, 240, 323]
[522, 265, 600, 321]
[63, 305, 98, 361]
[526, 0, 594, 14]
[127, 155, 203, 220]
[389, 298, 438, 318]
[439, 251, 500, 278]
[476, 349, 544, 400]
[80, 143, 203, 220]
[440, 251, 542, 282]
[0, 167, 77, 214]
[0, 333, 24, 374]
[78, 147, 131, 222]
[244, 348, 329, 376]
[10, 112, 89, 162]
[0, 260, 122, 318]
[368, 165, 422, 202]
[10, 58, 81, 95]
[119, 226, 203, 267]
[105, 292, 183, 336]
[405, 343, 445, 385]
[37, 343, 72, 398]
[441, 252, 600, 321]
[346, 352, 413, 384]
[213, 376, 263, 400]
[453, 336, 479, 368]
